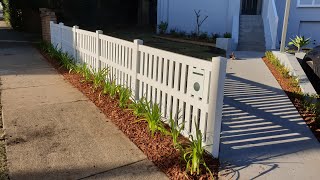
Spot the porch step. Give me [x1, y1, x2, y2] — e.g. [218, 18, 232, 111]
[238, 15, 265, 51]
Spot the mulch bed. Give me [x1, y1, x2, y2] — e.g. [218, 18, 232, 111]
[38, 49, 219, 180]
[262, 57, 320, 141]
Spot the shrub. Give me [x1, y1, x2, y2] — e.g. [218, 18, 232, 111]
[158, 21, 168, 34]
[199, 32, 209, 40]
[288, 36, 310, 52]
[103, 80, 119, 99]
[170, 29, 179, 37]
[223, 32, 232, 38]
[178, 31, 187, 38]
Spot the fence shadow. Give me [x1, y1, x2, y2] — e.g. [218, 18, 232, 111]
[220, 73, 320, 179]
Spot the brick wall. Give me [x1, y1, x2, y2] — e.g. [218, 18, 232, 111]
[40, 9, 57, 42]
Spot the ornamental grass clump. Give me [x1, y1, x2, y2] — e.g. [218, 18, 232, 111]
[169, 112, 184, 148]
[183, 121, 213, 178]
[92, 68, 108, 90]
[129, 97, 148, 117]
[118, 86, 132, 109]
[135, 99, 166, 137]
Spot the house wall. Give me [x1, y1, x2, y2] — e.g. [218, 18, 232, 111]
[276, 0, 320, 48]
[157, 0, 235, 35]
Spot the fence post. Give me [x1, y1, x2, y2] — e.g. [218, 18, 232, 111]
[132, 39, 144, 100]
[95, 30, 103, 72]
[58, 22, 64, 50]
[72, 25, 79, 63]
[206, 56, 227, 158]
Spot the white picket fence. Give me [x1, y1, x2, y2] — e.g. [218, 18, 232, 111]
[50, 21, 227, 158]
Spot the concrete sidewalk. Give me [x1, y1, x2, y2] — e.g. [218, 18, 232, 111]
[220, 51, 320, 179]
[0, 23, 167, 180]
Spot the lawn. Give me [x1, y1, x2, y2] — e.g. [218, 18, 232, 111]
[92, 26, 226, 61]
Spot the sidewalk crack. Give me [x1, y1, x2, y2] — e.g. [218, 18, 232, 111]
[76, 158, 147, 180]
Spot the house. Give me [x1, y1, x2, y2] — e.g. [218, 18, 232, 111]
[157, 0, 320, 51]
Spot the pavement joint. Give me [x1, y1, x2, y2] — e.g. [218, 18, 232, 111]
[76, 159, 148, 180]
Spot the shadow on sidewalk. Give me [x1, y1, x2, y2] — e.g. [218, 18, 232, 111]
[220, 73, 320, 179]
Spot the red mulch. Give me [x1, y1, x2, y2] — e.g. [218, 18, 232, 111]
[262, 57, 320, 141]
[38, 49, 219, 180]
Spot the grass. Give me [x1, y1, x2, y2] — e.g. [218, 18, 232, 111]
[99, 26, 226, 61]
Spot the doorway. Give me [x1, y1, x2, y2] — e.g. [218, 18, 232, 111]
[241, 0, 262, 15]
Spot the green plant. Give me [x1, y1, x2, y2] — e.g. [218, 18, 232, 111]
[223, 32, 232, 38]
[199, 32, 209, 40]
[183, 120, 212, 178]
[79, 63, 92, 82]
[118, 86, 132, 109]
[265, 51, 292, 78]
[92, 68, 108, 90]
[135, 99, 166, 137]
[129, 97, 148, 117]
[288, 36, 310, 52]
[170, 29, 179, 37]
[190, 31, 198, 39]
[103, 80, 119, 99]
[178, 31, 187, 38]
[169, 112, 184, 148]
[158, 21, 168, 34]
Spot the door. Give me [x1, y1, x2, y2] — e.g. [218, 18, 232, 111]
[242, 0, 258, 15]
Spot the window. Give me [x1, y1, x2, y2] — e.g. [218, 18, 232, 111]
[298, 0, 320, 7]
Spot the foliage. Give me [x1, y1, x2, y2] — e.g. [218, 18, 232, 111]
[92, 68, 108, 90]
[211, 33, 220, 39]
[194, 10, 208, 36]
[103, 80, 119, 99]
[265, 51, 320, 127]
[177, 31, 187, 38]
[190, 31, 198, 39]
[265, 51, 292, 79]
[79, 63, 92, 82]
[169, 29, 179, 37]
[199, 32, 209, 40]
[288, 36, 310, 52]
[183, 121, 212, 177]
[158, 21, 168, 34]
[169, 112, 184, 148]
[129, 97, 148, 117]
[223, 32, 232, 38]
[136, 99, 166, 137]
[118, 86, 132, 109]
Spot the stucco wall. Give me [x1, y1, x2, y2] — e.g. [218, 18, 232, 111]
[276, 0, 320, 48]
[158, 0, 232, 35]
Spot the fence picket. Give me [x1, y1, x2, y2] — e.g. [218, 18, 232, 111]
[49, 21, 226, 158]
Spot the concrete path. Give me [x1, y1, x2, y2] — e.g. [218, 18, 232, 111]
[220, 51, 320, 179]
[0, 17, 168, 180]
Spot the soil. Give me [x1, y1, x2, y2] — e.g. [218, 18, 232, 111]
[38, 50, 219, 180]
[262, 57, 320, 141]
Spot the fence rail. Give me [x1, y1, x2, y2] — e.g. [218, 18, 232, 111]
[50, 21, 227, 158]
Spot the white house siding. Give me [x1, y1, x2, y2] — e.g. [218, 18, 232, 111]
[157, 0, 233, 35]
[276, 0, 320, 48]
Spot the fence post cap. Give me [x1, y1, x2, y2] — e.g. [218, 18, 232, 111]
[59, 22, 64, 25]
[73, 25, 79, 29]
[96, 30, 103, 34]
[134, 39, 143, 45]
